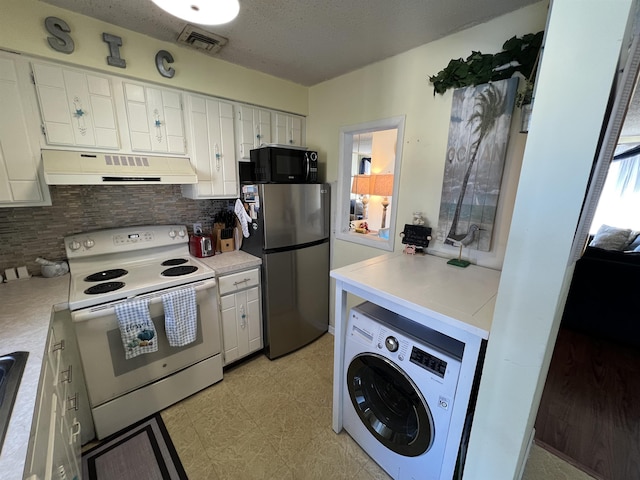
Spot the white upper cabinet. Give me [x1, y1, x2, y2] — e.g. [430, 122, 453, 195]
[272, 112, 304, 146]
[31, 62, 119, 149]
[182, 93, 237, 199]
[123, 82, 186, 154]
[236, 105, 271, 161]
[0, 53, 51, 207]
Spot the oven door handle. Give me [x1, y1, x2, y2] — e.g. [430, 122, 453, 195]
[70, 278, 217, 323]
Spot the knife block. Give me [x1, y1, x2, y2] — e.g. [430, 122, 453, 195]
[213, 222, 236, 252]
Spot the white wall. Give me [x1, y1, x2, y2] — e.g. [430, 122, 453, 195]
[465, 1, 633, 477]
[308, 3, 548, 273]
[0, 0, 308, 114]
[309, 2, 549, 326]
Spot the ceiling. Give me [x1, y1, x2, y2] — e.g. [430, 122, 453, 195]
[41, 0, 540, 86]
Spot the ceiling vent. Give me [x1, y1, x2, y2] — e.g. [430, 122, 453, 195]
[177, 25, 228, 55]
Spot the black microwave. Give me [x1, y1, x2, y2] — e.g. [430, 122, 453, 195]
[248, 146, 318, 183]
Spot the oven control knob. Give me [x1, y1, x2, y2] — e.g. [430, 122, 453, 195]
[68, 240, 81, 251]
[177, 228, 186, 238]
[168, 230, 177, 238]
[385, 336, 399, 352]
[83, 238, 95, 249]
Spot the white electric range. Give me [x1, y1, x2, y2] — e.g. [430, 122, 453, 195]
[65, 225, 223, 439]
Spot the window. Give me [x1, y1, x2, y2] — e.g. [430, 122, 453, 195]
[336, 116, 405, 251]
[590, 144, 640, 233]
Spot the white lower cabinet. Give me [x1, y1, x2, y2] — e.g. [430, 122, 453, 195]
[219, 268, 262, 365]
[25, 310, 94, 480]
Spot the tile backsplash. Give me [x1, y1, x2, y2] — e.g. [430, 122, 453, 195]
[0, 185, 232, 278]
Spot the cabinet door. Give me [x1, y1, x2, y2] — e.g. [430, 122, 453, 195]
[0, 55, 50, 206]
[182, 94, 237, 199]
[236, 105, 271, 160]
[220, 287, 263, 366]
[273, 112, 304, 146]
[221, 293, 240, 365]
[25, 360, 55, 478]
[246, 286, 263, 354]
[53, 310, 95, 445]
[123, 82, 186, 154]
[55, 414, 81, 480]
[32, 62, 119, 149]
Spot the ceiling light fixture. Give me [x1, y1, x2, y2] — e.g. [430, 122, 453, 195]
[150, 0, 240, 26]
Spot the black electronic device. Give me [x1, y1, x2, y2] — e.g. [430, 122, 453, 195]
[400, 224, 432, 249]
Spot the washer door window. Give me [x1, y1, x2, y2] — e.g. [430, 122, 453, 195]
[347, 353, 434, 457]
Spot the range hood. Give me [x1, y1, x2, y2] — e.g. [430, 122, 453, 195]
[42, 150, 198, 185]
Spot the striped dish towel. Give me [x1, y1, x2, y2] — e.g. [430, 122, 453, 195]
[115, 298, 158, 359]
[162, 287, 197, 347]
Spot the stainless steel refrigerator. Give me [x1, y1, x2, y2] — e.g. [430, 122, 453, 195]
[241, 183, 330, 359]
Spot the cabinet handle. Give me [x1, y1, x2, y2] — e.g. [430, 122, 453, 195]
[233, 278, 251, 286]
[153, 109, 163, 143]
[215, 143, 221, 171]
[61, 364, 72, 384]
[240, 304, 246, 329]
[71, 419, 81, 445]
[67, 393, 78, 411]
[52, 339, 65, 353]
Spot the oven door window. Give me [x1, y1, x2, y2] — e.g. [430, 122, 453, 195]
[346, 353, 434, 457]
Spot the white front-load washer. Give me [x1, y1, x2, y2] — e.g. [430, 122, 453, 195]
[343, 302, 465, 480]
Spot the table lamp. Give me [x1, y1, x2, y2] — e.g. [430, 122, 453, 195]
[371, 174, 394, 229]
[351, 175, 371, 219]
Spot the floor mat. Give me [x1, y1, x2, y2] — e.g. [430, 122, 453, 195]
[82, 414, 187, 480]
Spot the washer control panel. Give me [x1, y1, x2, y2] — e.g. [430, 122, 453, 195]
[410, 347, 447, 378]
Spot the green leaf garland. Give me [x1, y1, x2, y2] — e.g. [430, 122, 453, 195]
[429, 31, 543, 96]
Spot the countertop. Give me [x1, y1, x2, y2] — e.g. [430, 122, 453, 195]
[196, 250, 262, 275]
[330, 252, 500, 339]
[0, 275, 70, 480]
[0, 250, 260, 480]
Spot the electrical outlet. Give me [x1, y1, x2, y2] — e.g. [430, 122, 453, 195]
[193, 222, 203, 234]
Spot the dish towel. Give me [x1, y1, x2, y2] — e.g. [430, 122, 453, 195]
[162, 287, 197, 347]
[234, 198, 253, 238]
[115, 298, 158, 359]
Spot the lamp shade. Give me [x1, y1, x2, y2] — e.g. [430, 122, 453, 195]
[371, 174, 394, 197]
[351, 175, 371, 195]
[150, 0, 240, 25]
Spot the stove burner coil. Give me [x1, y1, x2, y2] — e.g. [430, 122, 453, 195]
[84, 282, 126, 295]
[84, 269, 128, 282]
[161, 265, 198, 277]
[161, 258, 189, 266]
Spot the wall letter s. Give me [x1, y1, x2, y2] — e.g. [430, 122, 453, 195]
[44, 17, 74, 54]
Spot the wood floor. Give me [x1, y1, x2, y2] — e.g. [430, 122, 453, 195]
[534, 327, 640, 480]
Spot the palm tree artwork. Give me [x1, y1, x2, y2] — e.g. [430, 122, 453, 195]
[437, 77, 518, 252]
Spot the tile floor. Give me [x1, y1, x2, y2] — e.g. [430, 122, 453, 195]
[160, 333, 594, 479]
